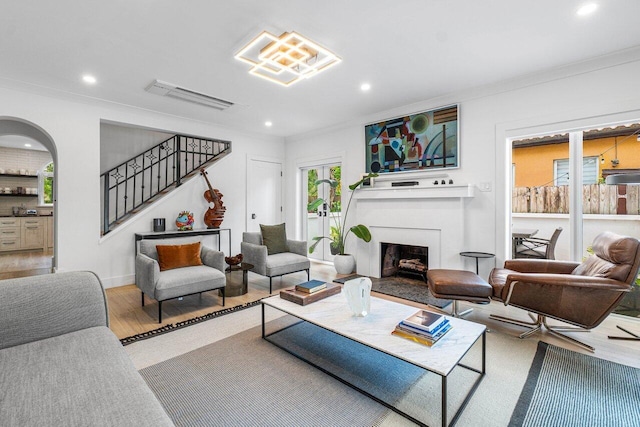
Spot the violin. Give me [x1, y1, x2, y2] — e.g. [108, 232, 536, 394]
[200, 168, 226, 228]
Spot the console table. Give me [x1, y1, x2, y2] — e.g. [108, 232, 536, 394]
[134, 228, 231, 255]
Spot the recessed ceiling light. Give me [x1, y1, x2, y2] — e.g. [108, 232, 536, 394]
[265, 121, 273, 127]
[577, 3, 598, 16]
[24, 143, 31, 147]
[82, 74, 97, 84]
[360, 83, 371, 92]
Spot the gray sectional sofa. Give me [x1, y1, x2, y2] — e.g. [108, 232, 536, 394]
[0, 271, 174, 426]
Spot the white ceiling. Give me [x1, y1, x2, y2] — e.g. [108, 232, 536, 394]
[0, 135, 47, 151]
[2, 1, 640, 138]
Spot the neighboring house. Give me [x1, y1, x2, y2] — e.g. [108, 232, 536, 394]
[512, 125, 640, 188]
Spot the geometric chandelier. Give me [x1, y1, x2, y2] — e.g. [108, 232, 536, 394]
[234, 31, 341, 87]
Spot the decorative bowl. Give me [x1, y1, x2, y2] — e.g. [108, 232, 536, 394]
[225, 254, 243, 266]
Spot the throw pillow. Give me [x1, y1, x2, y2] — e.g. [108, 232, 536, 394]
[260, 223, 288, 255]
[156, 242, 203, 271]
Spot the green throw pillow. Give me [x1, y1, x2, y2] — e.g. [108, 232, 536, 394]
[260, 223, 288, 255]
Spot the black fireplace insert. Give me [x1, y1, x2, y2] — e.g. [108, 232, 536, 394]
[380, 242, 428, 282]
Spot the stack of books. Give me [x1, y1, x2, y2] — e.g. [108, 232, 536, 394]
[392, 309, 452, 347]
[295, 280, 326, 294]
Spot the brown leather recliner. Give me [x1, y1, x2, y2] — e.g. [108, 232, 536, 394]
[488, 231, 640, 352]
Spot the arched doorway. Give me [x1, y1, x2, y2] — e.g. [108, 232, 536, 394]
[0, 116, 58, 277]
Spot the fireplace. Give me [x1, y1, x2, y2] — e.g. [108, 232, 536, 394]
[380, 242, 428, 282]
[354, 182, 474, 278]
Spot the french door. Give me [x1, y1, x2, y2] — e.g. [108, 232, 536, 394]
[304, 164, 341, 262]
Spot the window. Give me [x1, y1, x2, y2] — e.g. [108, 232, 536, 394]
[40, 162, 54, 205]
[553, 156, 598, 186]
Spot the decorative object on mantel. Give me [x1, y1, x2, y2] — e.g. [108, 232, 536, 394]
[175, 211, 194, 231]
[200, 168, 226, 228]
[307, 173, 378, 274]
[391, 181, 419, 187]
[365, 104, 459, 174]
[343, 277, 372, 317]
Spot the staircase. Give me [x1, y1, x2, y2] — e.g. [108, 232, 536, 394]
[101, 134, 231, 235]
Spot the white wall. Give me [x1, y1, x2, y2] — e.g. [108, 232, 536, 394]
[0, 84, 284, 287]
[284, 48, 640, 276]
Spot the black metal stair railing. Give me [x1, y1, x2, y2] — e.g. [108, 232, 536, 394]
[100, 134, 231, 235]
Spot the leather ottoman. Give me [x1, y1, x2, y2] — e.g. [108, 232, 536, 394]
[427, 269, 493, 317]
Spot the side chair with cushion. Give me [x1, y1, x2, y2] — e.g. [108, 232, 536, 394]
[514, 227, 563, 259]
[241, 223, 310, 293]
[136, 236, 226, 323]
[488, 231, 640, 352]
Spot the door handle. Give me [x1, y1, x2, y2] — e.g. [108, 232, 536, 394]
[251, 213, 256, 219]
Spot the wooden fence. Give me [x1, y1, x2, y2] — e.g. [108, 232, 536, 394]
[513, 184, 640, 215]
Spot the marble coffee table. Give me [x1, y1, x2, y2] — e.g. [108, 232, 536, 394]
[261, 292, 486, 427]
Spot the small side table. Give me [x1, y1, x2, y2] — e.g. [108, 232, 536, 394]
[459, 251, 495, 275]
[223, 262, 254, 297]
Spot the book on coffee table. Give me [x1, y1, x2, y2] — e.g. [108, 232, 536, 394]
[393, 321, 452, 346]
[295, 280, 327, 294]
[280, 283, 341, 305]
[401, 309, 446, 332]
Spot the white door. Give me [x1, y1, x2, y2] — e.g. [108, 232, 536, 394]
[304, 164, 341, 262]
[247, 158, 282, 232]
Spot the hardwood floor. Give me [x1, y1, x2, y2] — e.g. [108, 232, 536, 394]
[0, 250, 53, 280]
[106, 264, 337, 340]
[106, 261, 640, 368]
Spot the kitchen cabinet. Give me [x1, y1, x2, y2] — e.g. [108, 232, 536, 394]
[0, 217, 20, 251]
[0, 217, 48, 252]
[45, 216, 54, 250]
[21, 217, 44, 249]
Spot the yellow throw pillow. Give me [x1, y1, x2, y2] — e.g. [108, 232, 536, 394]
[156, 242, 203, 271]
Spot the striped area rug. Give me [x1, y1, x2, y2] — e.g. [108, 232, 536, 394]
[139, 316, 426, 426]
[509, 342, 640, 427]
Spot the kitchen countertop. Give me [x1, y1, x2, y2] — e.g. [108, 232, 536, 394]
[0, 214, 54, 218]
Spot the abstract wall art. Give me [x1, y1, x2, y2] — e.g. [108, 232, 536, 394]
[364, 104, 459, 174]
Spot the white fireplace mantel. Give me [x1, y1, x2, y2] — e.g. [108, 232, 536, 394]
[354, 184, 474, 200]
[355, 184, 473, 277]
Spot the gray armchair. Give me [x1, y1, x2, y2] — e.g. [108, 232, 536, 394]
[241, 231, 310, 293]
[135, 236, 226, 323]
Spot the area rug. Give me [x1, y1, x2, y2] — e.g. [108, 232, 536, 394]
[333, 273, 365, 284]
[129, 305, 535, 427]
[139, 317, 425, 426]
[120, 298, 265, 346]
[509, 342, 640, 427]
[128, 303, 640, 427]
[334, 274, 451, 308]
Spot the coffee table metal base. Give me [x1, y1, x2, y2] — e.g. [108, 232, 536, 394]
[262, 303, 486, 427]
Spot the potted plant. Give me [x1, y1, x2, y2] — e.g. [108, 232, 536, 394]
[307, 172, 377, 274]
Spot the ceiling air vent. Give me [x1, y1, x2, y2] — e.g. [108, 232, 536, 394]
[145, 80, 234, 111]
